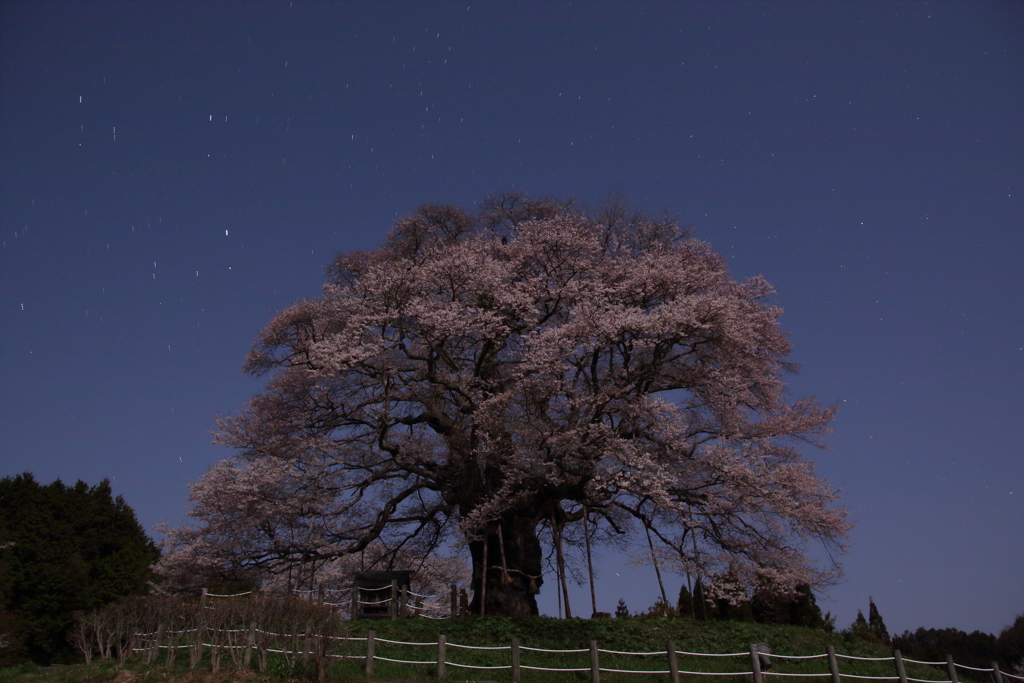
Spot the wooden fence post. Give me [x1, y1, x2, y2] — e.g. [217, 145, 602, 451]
[390, 579, 399, 620]
[437, 634, 446, 680]
[450, 584, 458, 618]
[317, 584, 325, 606]
[365, 629, 375, 676]
[991, 661, 1005, 683]
[667, 642, 679, 683]
[827, 645, 841, 683]
[946, 655, 960, 683]
[243, 626, 255, 669]
[590, 640, 600, 683]
[351, 586, 359, 620]
[749, 644, 764, 683]
[893, 650, 908, 683]
[512, 637, 521, 683]
[200, 587, 208, 606]
[401, 584, 409, 618]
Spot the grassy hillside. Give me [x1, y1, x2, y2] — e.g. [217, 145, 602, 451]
[0, 616, 958, 683]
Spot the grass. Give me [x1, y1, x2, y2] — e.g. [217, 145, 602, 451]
[0, 616, 960, 683]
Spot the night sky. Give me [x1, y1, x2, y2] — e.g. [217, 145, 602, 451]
[2, 1, 1021, 635]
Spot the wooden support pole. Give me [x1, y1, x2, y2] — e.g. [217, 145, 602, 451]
[590, 640, 600, 683]
[991, 662, 1005, 683]
[749, 644, 764, 683]
[894, 650, 908, 683]
[437, 634, 446, 680]
[511, 637, 521, 683]
[390, 579, 399, 620]
[244, 627, 255, 669]
[667, 642, 679, 683]
[827, 645, 841, 683]
[481, 528, 489, 615]
[317, 584, 324, 606]
[946, 655, 959, 683]
[401, 584, 409, 618]
[365, 629, 375, 676]
[583, 505, 597, 616]
[450, 584, 458, 618]
[200, 587, 208, 606]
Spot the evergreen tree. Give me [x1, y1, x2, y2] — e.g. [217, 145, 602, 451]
[678, 584, 695, 619]
[997, 613, 1024, 671]
[0, 472, 159, 664]
[752, 583, 826, 629]
[868, 597, 891, 646]
[693, 578, 709, 620]
[615, 598, 631, 618]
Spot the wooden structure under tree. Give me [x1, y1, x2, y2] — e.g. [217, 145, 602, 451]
[351, 570, 413, 619]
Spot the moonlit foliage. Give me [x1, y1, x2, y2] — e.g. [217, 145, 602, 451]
[161, 195, 850, 615]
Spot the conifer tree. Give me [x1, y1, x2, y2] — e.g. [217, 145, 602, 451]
[868, 597, 891, 645]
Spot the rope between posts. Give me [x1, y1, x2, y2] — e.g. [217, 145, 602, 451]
[374, 637, 435, 646]
[906, 678, 951, 683]
[836, 655, 897, 662]
[205, 590, 253, 597]
[520, 665, 591, 672]
[838, 675, 899, 680]
[446, 642, 511, 650]
[601, 668, 672, 674]
[676, 651, 749, 658]
[955, 664, 995, 673]
[902, 658, 948, 666]
[1002, 674, 1024, 682]
[678, 671, 755, 676]
[764, 673, 834, 677]
[373, 655, 435, 665]
[771, 653, 831, 660]
[598, 648, 668, 656]
[520, 645, 589, 653]
[447, 661, 513, 669]
[358, 598, 393, 605]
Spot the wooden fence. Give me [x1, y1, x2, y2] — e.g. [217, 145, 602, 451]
[132, 624, 1024, 683]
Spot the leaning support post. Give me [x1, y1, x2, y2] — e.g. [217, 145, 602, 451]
[437, 634, 446, 680]
[365, 629, 375, 676]
[827, 645, 841, 683]
[401, 584, 409, 618]
[991, 661, 1005, 683]
[667, 642, 680, 683]
[351, 586, 359, 620]
[481, 528, 489, 615]
[317, 584, 324, 606]
[590, 640, 600, 683]
[450, 584, 458, 618]
[894, 650, 908, 683]
[946, 656, 960, 683]
[390, 579, 399, 620]
[749, 644, 764, 683]
[511, 637, 521, 683]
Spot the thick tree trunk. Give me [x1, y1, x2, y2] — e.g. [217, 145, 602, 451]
[468, 513, 544, 616]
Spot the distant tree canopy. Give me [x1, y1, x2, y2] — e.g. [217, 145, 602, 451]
[0, 472, 159, 665]
[892, 613, 1024, 674]
[677, 580, 831, 629]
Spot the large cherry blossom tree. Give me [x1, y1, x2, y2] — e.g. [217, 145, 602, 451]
[161, 195, 850, 616]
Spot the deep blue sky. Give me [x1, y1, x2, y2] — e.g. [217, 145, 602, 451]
[2, 1, 1021, 635]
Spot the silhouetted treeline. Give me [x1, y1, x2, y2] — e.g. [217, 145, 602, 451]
[892, 613, 1024, 674]
[676, 581, 834, 630]
[0, 472, 159, 665]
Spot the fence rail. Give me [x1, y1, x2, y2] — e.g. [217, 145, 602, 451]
[125, 624, 1024, 683]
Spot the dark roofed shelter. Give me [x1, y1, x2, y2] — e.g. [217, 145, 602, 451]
[352, 570, 413, 619]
